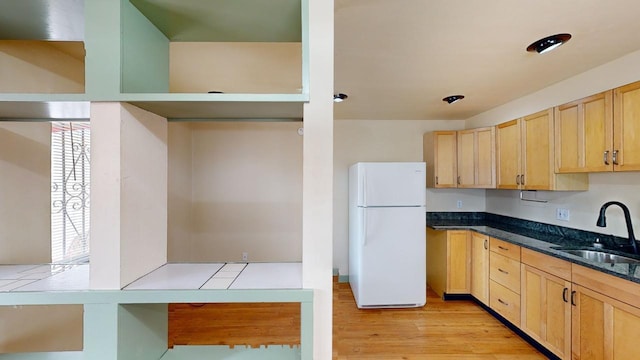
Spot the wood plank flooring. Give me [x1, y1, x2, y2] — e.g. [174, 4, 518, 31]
[168, 278, 546, 359]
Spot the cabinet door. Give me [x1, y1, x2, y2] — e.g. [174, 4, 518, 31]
[522, 109, 554, 190]
[496, 120, 521, 189]
[457, 130, 475, 187]
[470, 231, 489, 305]
[521, 264, 571, 359]
[446, 230, 470, 294]
[475, 127, 496, 188]
[571, 284, 640, 360]
[555, 91, 613, 173]
[423, 131, 457, 188]
[613, 81, 640, 171]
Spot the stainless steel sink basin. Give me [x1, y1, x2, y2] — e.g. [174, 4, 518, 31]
[558, 249, 640, 264]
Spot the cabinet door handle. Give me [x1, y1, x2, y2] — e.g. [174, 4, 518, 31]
[498, 268, 509, 275]
[498, 298, 509, 306]
[521, 174, 525, 185]
[436, 176, 438, 185]
[498, 245, 509, 251]
[571, 290, 576, 306]
[604, 150, 610, 165]
[484, 239, 488, 250]
[613, 150, 619, 165]
[457, 176, 461, 185]
[562, 287, 569, 303]
[516, 174, 520, 185]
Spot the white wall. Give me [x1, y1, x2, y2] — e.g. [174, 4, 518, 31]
[0, 41, 84, 93]
[90, 103, 168, 289]
[0, 122, 51, 263]
[486, 173, 640, 239]
[169, 42, 301, 94]
[466, 48, 640, 239]
[120, 104, 168, 287]
[333, 119, 486, 276]
[0, 305, 82, 353]
[166, 122, 303, 263]
[0, 123, 82, 353]
[167, 122, 193, 261]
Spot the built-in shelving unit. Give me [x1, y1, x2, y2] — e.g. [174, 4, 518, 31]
[0, 0, 309, 121]
[0, 0, 314, 358]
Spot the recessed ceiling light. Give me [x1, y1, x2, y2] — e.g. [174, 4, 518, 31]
[333, 93, 348, 102]
[526, 33, 572, 54]
[442, 95, 465, 104]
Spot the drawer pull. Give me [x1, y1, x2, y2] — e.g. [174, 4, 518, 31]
[498, 268, 509, 275]
[484, 239, 488, 250]
[562, 287, 569, 303]
[498, 245, 509, 251]
[498, 298, 509, 306]
[571, 290, 577, 306]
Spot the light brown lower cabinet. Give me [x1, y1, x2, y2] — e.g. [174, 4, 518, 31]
[426, 229, 470, 298]
[489, 238, 521, 327]
[520, 249, 572, 359]
[470, 231, 489, 305]
[571, 264, 640, 360]
[521, 249, 640, 360]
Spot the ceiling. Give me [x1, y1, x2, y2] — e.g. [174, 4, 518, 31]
[334, 0, 640, 120]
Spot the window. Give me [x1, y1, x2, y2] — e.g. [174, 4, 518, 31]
[51, 122, 90, 263]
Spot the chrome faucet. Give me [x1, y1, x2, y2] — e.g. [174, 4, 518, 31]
[596, 201, 639, 255]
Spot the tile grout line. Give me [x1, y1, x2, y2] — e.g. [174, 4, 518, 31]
[226, 263, 248, 289]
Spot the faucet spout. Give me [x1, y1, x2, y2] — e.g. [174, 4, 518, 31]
[596, 201, 639, 256]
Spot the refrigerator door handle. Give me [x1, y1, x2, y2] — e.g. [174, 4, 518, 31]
[363, 210, 367, 246]
[362, 170, 368, 207]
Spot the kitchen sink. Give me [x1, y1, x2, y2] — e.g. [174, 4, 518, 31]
[554, 248, 640, 264]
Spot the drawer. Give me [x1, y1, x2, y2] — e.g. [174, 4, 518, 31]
[490, 238, 521, 261]
[490, 251, 521, 293]
[521, 248, 571, 281]
[490, 280, 521, 327]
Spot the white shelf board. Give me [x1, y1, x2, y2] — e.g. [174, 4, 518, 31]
[125, 263, 224, 290]
[14, 265, 89, 292]
[230, 262, 302, 289]
[0, 265, 41, 279]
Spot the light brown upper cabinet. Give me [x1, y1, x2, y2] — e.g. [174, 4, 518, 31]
[555, 81, 640, 173]
[424, 131, 457, 188]
[457, 127, 496, 188]
[613, 81, 640, 171]
[555, 91, 613, 173]
[496, 109, 588, 191]
[424, 128, 495, 188]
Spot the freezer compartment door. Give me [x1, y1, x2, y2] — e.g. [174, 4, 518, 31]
[354, 162, 425, 207]
[357, 207, 426, 307]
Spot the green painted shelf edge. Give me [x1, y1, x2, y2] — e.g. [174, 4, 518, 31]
[0, 288, 313, 306]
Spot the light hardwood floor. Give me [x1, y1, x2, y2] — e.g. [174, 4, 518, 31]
[169, 278, 546, 359]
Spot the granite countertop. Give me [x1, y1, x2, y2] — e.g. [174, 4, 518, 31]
[426, 212, 640, 284]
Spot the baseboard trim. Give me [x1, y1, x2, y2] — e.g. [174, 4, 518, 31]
[470, 296, 561, 360]
[442, 293, 473, 301]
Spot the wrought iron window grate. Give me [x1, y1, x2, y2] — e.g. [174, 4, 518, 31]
[51, 122, 90, 263]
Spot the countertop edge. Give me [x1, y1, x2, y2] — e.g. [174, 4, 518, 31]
[428, 224, 640, 284]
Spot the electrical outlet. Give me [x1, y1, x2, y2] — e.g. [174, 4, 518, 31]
[556, 208, 570, 221]
[242, 252, 248, 261]
[456, 200, 463, 209]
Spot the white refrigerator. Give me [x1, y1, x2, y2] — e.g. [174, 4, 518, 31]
[348, 162, 426, 308]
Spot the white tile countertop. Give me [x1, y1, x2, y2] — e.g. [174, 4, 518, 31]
[0, 262, 303, 292]
[126, 262, 302, 290]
